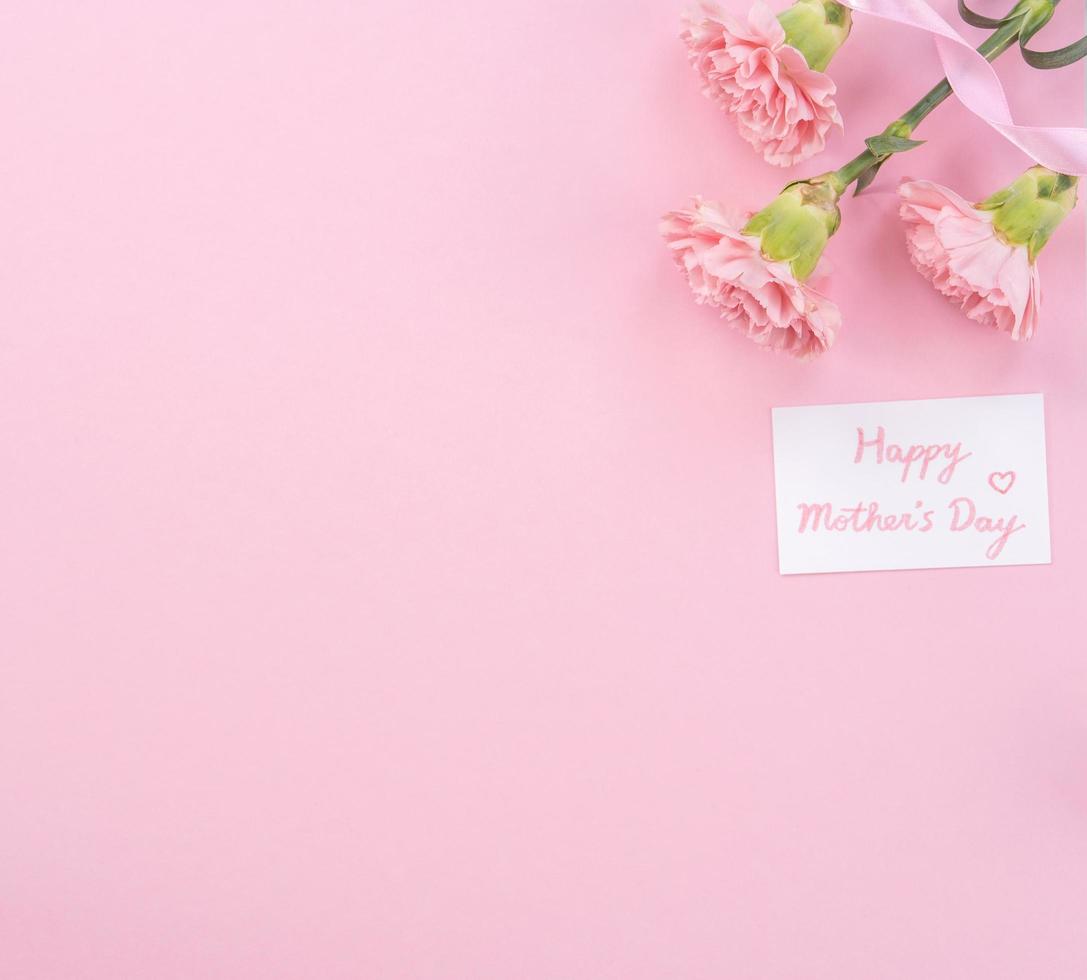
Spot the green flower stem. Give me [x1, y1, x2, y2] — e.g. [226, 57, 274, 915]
[830, 5, 1032, 193]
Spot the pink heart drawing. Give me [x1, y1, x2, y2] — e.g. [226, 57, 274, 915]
[988, 471, 1016, 495]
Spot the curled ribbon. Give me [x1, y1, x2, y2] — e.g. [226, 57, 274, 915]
[841, 0, 1087, 175]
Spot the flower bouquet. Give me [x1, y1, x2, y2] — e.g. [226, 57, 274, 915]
[662, 0, 1087, 358]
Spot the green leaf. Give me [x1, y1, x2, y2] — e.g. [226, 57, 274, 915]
[957, 0, 1013, 29]
[865, 135, 926, 156]
[854, 160, 885, 196]
[1020, 33, 1087, 70]
[1011, 0, 1087, 67]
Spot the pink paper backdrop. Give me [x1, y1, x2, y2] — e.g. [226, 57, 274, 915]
[2, 2, 1086, 977]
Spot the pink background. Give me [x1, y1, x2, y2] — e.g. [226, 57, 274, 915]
[2, 1, 1086, 977]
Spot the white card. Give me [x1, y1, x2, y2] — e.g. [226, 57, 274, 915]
[771, 394, 1051, 575]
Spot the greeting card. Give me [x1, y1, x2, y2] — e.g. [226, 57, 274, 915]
[772, 393, 1050, 573]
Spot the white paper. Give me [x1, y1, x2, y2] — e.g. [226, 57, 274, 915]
[771, 394, 1051, 575]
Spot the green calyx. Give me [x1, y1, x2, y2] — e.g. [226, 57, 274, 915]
[777, 0, 853, 72]
[977, 166, 1079, 263]
[742, 176, 843, 281]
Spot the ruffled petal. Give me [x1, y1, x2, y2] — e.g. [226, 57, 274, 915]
[680, 3, 841, 167]
[898, 179, 1039, 340]
[661, 198, 840, 359]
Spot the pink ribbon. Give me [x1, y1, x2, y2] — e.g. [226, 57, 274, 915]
[841, 0, 1087, 175]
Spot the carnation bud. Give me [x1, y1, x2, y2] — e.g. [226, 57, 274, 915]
[777, 0, 853, 72]
[976, 166, 1079, 263]
[742, 175, 843, 281]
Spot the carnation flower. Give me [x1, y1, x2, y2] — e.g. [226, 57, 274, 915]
[681, 0, 850, 167]
[899, 168, 1078, 341]
[661, 182, 843, 358]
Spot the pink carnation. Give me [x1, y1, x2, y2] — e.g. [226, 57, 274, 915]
[661, 197, 840, 359]
[899, 179, 1040, 341]
[681, 0, 842, 167]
